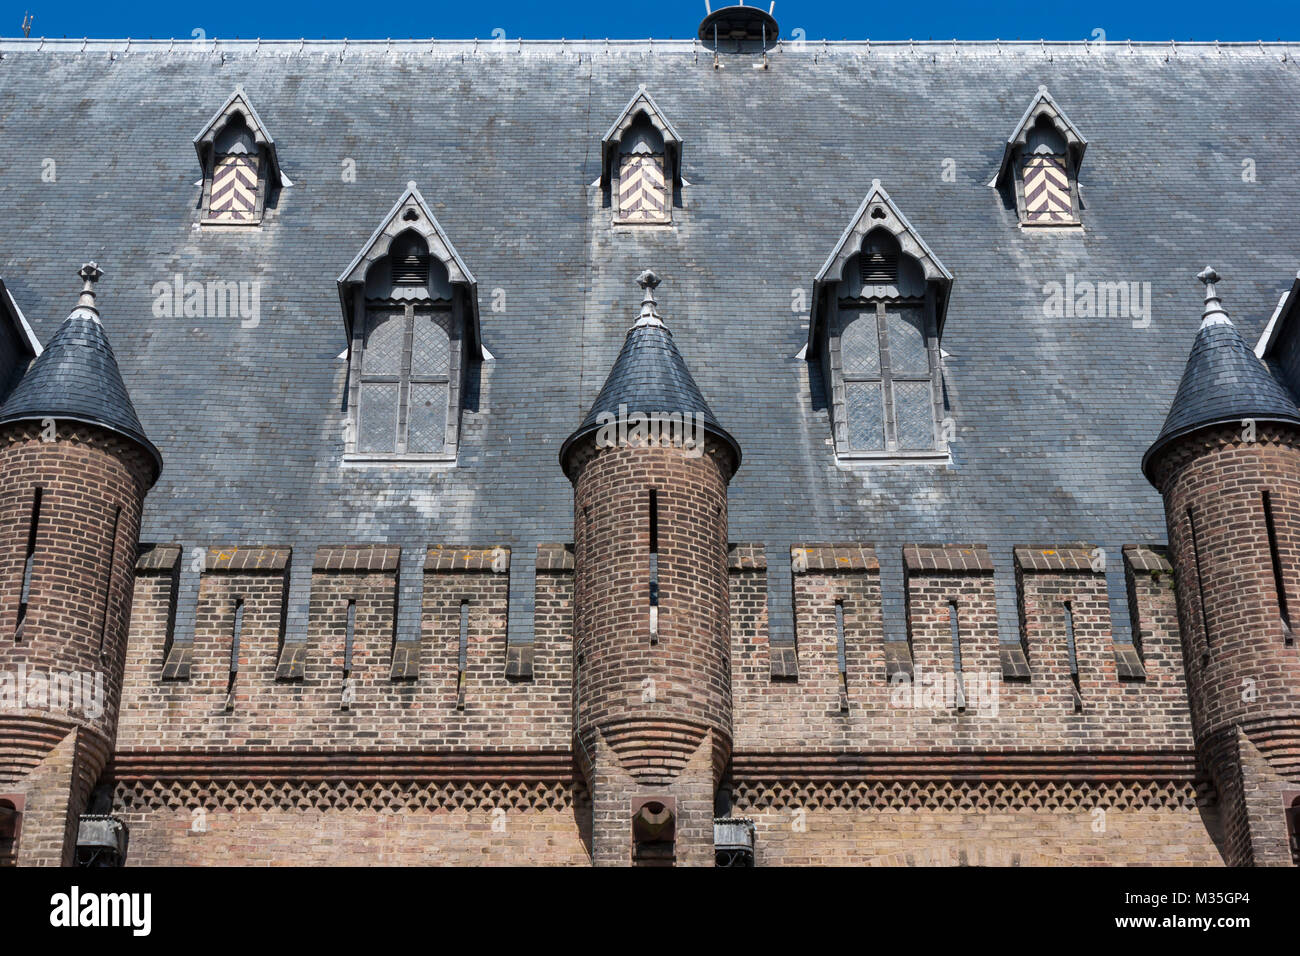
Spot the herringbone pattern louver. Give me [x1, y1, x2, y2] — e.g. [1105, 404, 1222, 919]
[618, 152, 668, 223]
[1021, 154, 1072, 223]
[209, 153, 259, 221]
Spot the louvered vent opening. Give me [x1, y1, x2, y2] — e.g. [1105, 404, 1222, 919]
[860, 251, 898, 285]
[392, 253, 428, 286]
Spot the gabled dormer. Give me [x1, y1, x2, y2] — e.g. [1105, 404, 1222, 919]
[809, 181, 953, 461]
[600, 87, 683, 226]
[992, 87, 1087, 228]
[0, 277, 42, 405]
[336, 183, 484, 463]
[193, 88, 288, 226]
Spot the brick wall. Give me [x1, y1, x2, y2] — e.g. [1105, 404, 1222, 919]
[730, 786, 1223, 866]
[1151, 424, 1300, 865]
[113, 780, 590, 866]
[568, 437, 733, 865]
[117, 544, 572, 752]
[0, 423, 150, 865]
[730, 543, 1194, 755]
[0, 424, 149, 746]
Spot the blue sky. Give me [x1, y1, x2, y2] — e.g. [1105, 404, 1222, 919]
[3, 0, 1297, 42]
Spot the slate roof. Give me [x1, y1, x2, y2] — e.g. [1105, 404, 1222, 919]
[0, 299, 162, 479]
[1144, 277, 1300, 480]
[560, 293, 740, 476]
[2, 38, 1300, 650]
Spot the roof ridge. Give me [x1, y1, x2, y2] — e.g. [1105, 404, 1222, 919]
[1, 37, 1295, 55]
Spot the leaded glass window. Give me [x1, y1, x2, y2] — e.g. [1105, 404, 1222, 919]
[354, 305, 452, 456]
[836, 299, 939, 455]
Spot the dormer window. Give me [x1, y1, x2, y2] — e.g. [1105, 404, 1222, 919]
[809, 182, 953, 462]
[193, 88, 287, 227]
[993, 87, 1087, 228]
[600, 87, 683, 227]
[337, 183, 484, 463]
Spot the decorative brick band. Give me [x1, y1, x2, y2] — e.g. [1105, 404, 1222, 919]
[135, 543, 181, 574]
[108, 748, 575, 781]
[792, 544, 878, 573]
[903, 544, 993, 573]
[424, 545, 510, 572]
[113, 778, 588, 815]
[535, 543, 575, 572]
[1013, 546, 1100, 573]
[205, 546, 291, 573]
[727, 543, 767, 571]
[313, 544, 401, 572]
[1123, 544, 1172, 575]
[729, 779, 1210, 813]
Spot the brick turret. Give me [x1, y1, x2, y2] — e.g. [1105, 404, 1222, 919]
[0, 264, 160, 866]
[1144, 268, 1300, 866]
[560, 272, 740, 866]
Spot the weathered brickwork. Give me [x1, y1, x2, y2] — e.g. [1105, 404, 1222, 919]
[568, 436, 734, 865]
[116, 545, 571, 752]
[727, 543, 771, 718]
[1013, 547, 1191, 728]
[730, 802, 1224, 866]
[0, 422, 151, 865]
[0, 425, 149, 743]
[1150, 424, 1300, 865]
[570, 441, 732, 773]
[112, 779, 591, 866]
[727, 543, 1196, 764]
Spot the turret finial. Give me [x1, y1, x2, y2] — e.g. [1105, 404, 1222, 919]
[1197, 266, 1231, 327]
[635, 270, 664, 327]
[77, 262, 103, 314]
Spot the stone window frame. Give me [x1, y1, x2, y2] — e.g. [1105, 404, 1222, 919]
[993, 86, 1087, 231]
[351, 300, 459, 458]
[336, 183, 484, 467]
[832, 290, 943, 457]
[809, 181, 953, 464]
[600, 86, 683, 229]
[192, 88, 287, 229]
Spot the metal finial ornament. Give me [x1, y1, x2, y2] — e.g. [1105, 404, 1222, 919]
[636, 270, 664, 326]
[1197, 266, 1230, 326]
[77, 262, 103, 312]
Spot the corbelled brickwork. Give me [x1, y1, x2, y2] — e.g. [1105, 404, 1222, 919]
[568, 433, 734, 865]
[571, 442, 732, 775]
[1149, 423, 1300, 865]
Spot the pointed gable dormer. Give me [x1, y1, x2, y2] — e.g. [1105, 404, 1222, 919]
[336, 183, 483, 462]
[560, 271, 739, 478]
[600, 87, 683, 226]
[810, 182, 952, 460]
[194, 88, 287, 226]
[0, 276, 43, 405]
[993, 86, 1088, 227]
[0, 263, 161, 482]
[1144, 268, 1300, 482]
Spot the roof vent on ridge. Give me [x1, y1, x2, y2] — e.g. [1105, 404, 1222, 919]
[698, 1, 779, 50]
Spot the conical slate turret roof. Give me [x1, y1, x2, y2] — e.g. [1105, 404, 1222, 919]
[0, 263, 161, 481]
[560, 271, 740, 477]
[1143, 267, 1300, 482]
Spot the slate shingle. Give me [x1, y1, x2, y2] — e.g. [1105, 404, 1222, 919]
[0, 303, 161, 478]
